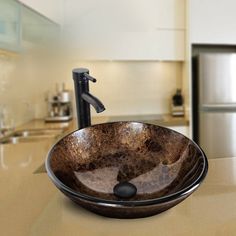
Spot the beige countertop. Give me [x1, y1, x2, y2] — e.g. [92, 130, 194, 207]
[18, 114, 189, 131]
[6, 116, 234, 236]
[1, 141, 236, 236]
[92, 114, 189, 126]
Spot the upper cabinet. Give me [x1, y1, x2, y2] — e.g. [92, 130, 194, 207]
[0, 0, 60, 52]
[21, 6, 60, 46]
[63, 0, 186, 61]
[0, 0, 21, 51]
[189, 0, 236, 44]
[18, 0, 64, 24]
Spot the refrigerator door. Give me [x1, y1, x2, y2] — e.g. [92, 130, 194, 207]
[199, 111, 236, 158]
[199, 53, 236, 105]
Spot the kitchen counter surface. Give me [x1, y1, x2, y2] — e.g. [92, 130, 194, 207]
[18, 113, 188, 132]
[92, 113, 189, 126]
[5, 116, 233, 236]
[1, 138, 236, 236]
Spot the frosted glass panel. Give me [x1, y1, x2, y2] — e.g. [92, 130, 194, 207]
[0, 0, 20, 51]
[22, 5, 60, 45]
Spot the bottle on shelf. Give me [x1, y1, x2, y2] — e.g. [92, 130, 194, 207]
[171, 89, 184, 117]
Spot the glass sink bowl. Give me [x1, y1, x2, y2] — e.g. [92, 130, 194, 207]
[46, 122, 208, 218]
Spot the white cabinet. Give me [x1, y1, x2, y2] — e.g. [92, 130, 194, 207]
[0, 0, 21, 51]
[63, 0, 185, 60]
[68, 30, 185, 61]
[189, 0, 236, 44]
[166, 125, 189, 137]
[18, 0, 63, 24]
[21, 5, 60, 46]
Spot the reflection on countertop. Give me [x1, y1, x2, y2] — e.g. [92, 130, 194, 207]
[18, 114, 189, 131]
[93, 113, 189, 126]
[0, 115, 203, 235]
[1, 145, 236, 236]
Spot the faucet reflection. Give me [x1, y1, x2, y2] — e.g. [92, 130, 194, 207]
[73, 68, 105, 129]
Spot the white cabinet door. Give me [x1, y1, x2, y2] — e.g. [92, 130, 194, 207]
[189, 0, 236, 44]
[63, 0, 185, 60]
[66, 30, 185, 61]
[65, 0, 185, 29]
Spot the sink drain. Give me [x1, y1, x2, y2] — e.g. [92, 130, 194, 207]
[113, 182, 137, 199]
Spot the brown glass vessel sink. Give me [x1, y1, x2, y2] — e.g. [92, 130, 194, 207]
[46, 122, 208, 218]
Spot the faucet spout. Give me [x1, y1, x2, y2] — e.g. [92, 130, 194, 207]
[82, 92, 105, 113]
[73, 68, 105, 129]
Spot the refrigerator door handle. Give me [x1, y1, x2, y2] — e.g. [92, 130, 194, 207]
[201, 104, 236, 111]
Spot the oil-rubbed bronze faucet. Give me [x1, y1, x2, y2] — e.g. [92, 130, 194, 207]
[72, 68, 105, 129]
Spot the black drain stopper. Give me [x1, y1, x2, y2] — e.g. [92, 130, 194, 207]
[113, 182, 137, 199]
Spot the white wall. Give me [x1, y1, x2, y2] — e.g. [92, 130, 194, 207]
[182, 0, 190, 118]
[18, 0, 64, 24]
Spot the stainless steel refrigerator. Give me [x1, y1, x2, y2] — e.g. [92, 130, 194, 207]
[193, 52, 236, 158]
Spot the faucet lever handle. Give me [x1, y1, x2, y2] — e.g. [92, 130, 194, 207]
[84, 73, 97, 83]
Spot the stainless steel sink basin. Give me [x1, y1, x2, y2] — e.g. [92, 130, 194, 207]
[0, 128, 63, 144]
[13, 129, 62, 138]
[0, 136, 47, 144]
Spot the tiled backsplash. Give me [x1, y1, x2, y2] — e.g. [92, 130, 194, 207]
[0, 49, 65, 127]
[0, 50, 183, 127]
[61, 61, 183, 117]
